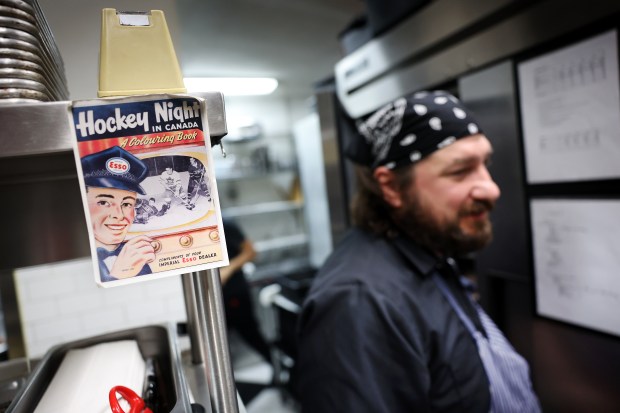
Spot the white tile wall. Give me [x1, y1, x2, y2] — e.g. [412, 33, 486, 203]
[14, 258, 187, 358]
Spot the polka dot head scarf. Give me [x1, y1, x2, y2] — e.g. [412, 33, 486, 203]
[350, 90, 482, 169]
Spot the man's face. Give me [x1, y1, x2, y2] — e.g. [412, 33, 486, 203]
[398, 134, 500, 255]
[165, 167, 172, 174]
[87, 186, 137, 249]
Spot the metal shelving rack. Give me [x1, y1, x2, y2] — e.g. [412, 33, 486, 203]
[0, 94, 243, 413]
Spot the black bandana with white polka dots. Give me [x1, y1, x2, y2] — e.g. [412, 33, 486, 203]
[353, 90, 482, 169]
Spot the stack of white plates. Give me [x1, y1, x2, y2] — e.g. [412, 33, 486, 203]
[0, 0, 69, 103]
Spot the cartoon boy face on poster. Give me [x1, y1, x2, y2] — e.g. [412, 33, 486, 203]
[81, 146, 155, 282]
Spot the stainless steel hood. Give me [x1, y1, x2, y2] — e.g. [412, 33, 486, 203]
[335, 0, 620, 118]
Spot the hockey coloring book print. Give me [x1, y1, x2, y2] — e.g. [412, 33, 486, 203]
[70, 94, 229, 287]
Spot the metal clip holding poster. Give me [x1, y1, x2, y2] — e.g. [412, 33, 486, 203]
[98, 9, 186, 97]
[71, 8, 239, 413]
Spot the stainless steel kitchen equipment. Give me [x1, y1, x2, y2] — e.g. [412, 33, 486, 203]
[0, 91, 244, 413]
[1, 3, 241, 409]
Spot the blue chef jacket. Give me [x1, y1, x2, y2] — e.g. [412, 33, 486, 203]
[296, 228, 491, 412]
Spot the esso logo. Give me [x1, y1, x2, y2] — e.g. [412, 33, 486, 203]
[106, 157, 130, 174]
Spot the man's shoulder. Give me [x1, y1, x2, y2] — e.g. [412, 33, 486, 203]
[332, 226, 390, 254]
[302, 228, 433, 328]
[311, 228, 408, 291]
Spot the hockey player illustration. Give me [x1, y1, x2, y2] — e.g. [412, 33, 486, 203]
[134, 197, 172, 224]
[159, 166, 193, 209]
[187, 157, 212, 208]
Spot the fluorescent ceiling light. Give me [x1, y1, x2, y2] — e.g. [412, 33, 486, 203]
[184, 77, 278, 95]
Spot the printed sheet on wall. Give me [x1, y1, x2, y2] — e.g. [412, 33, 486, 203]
[518, 29, 620, 183]
[530, 198, 620, 336]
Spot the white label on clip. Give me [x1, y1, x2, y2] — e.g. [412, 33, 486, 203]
[119, 13, 150, 26]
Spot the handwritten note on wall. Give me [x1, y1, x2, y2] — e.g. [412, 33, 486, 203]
[518, 30, 620, 183]
[531, 199, 620, 336]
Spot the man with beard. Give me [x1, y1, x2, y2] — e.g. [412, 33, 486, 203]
[296, 91, 540, 413]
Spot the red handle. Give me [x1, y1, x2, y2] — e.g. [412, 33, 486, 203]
[109, 385, 153, 413]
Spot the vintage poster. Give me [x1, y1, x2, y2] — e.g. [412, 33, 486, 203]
[70, 94, 229, 287]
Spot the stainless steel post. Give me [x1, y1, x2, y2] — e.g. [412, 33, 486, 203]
[202, 268, 239, 413]
[181, 268, 239, 413]
[181, 273, 207, 364]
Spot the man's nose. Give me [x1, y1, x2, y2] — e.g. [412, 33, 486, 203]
[471, 169, 501, 201]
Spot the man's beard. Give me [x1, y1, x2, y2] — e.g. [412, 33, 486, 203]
[395, 193, 495, 256]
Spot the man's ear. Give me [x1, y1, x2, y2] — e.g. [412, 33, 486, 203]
[373, 166, 404, 209]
